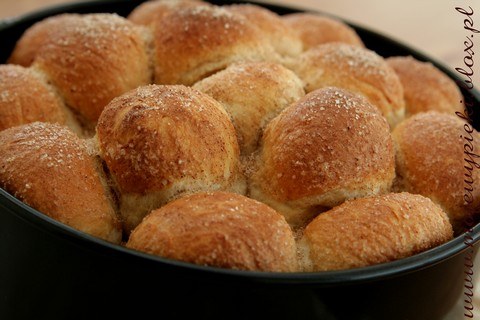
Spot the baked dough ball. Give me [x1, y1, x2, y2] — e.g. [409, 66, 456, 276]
[249, 87, 395, 228]
[8, 13, 152, 131]
[282, 12, 364, 50]
[149, 5, 277, 85]
[225, 3, 303, 59]
[0, 64, 81, 135]
[387, 55, 464, 116]
[126, 191, 298, 272]
[0, 122, 122, 243]
[392, 111, 480, 233]
[128, 0, 209, 26]
[193, 61, 305, 156]
[297, 192, 453, 271]
[96, 84, 246, 233]
[291, 42, 405, 128]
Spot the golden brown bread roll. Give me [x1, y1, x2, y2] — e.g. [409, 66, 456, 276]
[290, 42, 405, 128]
[127, 0, 210, 26]
[386, 55, 464, 116]
[0, 64, 81, 135]
[193, 61, 305, 156]
[126, 191, 298, 272]
[8, 13, 152, 132]
[149, 5, 278, 85]
[282, 12, 365, 50]
[249, 87, 395, 228]
[96, 84, 246, 234]
[392, 111, 480, 234]
[224, 3, 303, 59]
[297, 192, 453, 271]
[0, 122, 122, 243]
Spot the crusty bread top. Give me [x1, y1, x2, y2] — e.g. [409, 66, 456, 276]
[299, 192, 453, 271]
[282, 12, 364, 50]
[0, 64, 68, 132]
[291, 42, 405, 128]
[128, 0, 210, 27]
[392, 111, 480, 233]
[127, 191, 298, 272]
[0, 122, 122, 243]
[225, 3, 303, 58]
[9, 13, 152, 128]
[193, 61, 305, 156]
[387, 55, 464, 116]
[150, 5, 277, 85]
[96, 84, 242, 195]
[249, 87, 395, 227]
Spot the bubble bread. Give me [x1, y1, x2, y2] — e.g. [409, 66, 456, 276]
[96, 84, 246, 233]
[249, 87, 395, 228]
[127, 191, 298, 272]
[0, 122, 122, 243]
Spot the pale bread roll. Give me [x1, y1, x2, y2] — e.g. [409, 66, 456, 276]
[127, 191, 298, 272]
[387, 55, 464, 116]
[96, 84, 246, 234]
[290, 42, 405, 128]
[392, 111, 480, 233]
[0, 122, 122, 243]
[193, 61, 305, 156]
[8, 13, 152, 132]
[282, 12, 364, 50]
[149, 5, 278, 85]
[249, 87, 395, 228]
[298, 192, 453, 271]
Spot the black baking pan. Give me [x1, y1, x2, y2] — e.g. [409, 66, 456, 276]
[1, 1, 479, 319]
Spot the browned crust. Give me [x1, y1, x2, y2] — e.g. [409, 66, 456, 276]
[0, 64, 68, 132]
[150, 5, 277, 85]
[282, 12, 365, 50]
[96, 84, 246, 233]
[0, 122, 122, 243]
[126, 191, 298, 272]
[225, 3, 303, 58]
[249, 87, 395, 227]
[9, 13, 152, 126]
[193, 61, 305, 156]
[392, 111, 480, 233]
[128, 0, 210, 26]
[299, 192, 453, 271]
[290, 42, 405, 128]
[387, 55, 464, 116]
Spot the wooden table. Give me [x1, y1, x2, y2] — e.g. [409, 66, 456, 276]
[0, 1, 479, 319]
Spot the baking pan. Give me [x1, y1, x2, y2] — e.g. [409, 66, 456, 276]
[1, 1, 479, 319]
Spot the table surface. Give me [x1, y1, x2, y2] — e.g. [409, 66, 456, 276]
[1, 1, 479, 319]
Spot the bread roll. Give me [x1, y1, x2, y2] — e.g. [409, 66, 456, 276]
[128, 0, 209, 26]
[392, 111, 480, 233]
[193, 61, 305, 156]
[291, 43, 405, 128]
[0, 122, 122, 243]
[8, 13, 152, 131]
[0, 64, 81, 135]
[225, 3, 303, 59]
[249, 87, 395, 228]
[149, 5, 277, 85]
[282, 12, 364, 50]
[298, 192, 453, 271]
[127, 191, 298, 272]
[387, 55, 464, 116]
[96, 84, 246, 234]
